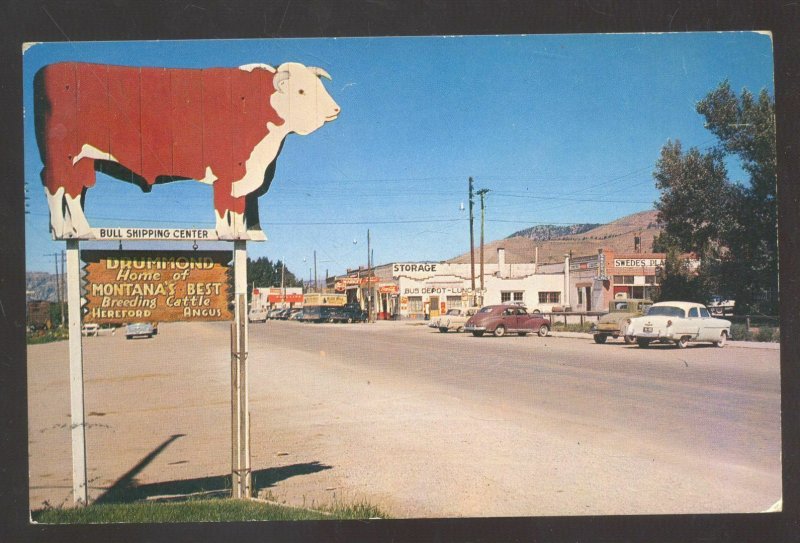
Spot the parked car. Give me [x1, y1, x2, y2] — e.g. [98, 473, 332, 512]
[592, 298, 652, 344]
[707, 294, 735, 316]
[249, 307, 269, 323]
[331, 304, 367, 323]
[437, 307, 480, 333]
[300, 305, 338, 323]
[288, 309, 304, 320]
[627, 301, 731, 348]
[464, 305, 550, 337]
[267, 308, 284, 320]
[125, 322, 155, 339]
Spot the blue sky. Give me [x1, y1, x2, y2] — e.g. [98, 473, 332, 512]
[23, 32, 774, 279]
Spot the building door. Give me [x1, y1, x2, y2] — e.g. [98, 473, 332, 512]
[585, 286, 592, 311]
[429, 296, 440, 317]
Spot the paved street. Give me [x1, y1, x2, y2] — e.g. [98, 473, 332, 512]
[28, 320, 782, 517]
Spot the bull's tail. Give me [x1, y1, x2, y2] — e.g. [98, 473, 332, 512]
[32, 66, 50, 185]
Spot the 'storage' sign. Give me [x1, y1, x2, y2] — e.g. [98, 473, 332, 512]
[82, 250, 233, 323]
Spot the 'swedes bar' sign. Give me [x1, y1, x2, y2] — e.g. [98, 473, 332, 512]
[82, 250, 233, 323]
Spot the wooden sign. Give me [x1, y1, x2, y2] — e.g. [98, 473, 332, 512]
[82, 250, 233, 323]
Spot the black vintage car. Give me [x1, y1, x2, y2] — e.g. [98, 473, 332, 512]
[299, 305, 338, 323]
[331, 304, 367, 323]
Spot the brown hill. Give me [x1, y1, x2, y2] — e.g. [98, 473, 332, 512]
[447, 210, 661, 265]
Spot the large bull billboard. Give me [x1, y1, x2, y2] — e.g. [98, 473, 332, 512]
[34, 61, 339, 240]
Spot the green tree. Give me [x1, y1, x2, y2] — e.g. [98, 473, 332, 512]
[246, 257, 302, 301]
[653, 81, 777, 313]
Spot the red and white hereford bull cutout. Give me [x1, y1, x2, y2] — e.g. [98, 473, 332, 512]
[34, 61, 339, 240]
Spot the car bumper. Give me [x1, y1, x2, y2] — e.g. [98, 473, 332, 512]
[634, 330, 675, 340]
[464, 326, 486, 332]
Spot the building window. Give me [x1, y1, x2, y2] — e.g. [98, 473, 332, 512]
[501, 291, 524, 303]
[577, 288, 583, 305]
[407, 296, 423, 312]
[446, 295, 462, 308]
[645, 275, 656, 284]
[538, 291, 560, 304]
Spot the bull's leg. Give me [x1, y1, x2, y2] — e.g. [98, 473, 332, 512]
[213, 180, 246, 240]
[44, 185, 66, 238]
[244, 193, 266, 241]
[64, 190, 93, 238]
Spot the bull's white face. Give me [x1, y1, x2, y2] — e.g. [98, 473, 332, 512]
[270, 62, 340, 135]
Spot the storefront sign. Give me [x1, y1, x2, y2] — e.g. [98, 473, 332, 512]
[339, 277, 362, 286]
[392, 262, 439, 277]
[403, 286, 465, 295]
[82, 250, 232, 323]
[379, 284, 399, 294]
[613, 258, 664, 268]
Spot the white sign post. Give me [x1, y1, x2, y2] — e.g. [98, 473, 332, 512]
[66, 239, 88, 505]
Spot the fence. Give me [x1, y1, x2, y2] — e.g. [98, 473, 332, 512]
[542, 311, 604, 327]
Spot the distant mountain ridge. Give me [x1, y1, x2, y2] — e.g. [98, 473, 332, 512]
[26, 271, 62, 302]
[508, 223, 602, 241]
[448, 209, 661, 265]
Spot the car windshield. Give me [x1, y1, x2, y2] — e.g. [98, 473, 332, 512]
[612, 302, 628, 311]
[646, 306, 685, 318]
[447, 309, 461, 315]
[478, 307, 494, 314]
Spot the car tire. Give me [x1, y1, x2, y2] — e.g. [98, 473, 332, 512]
[457, 326, 465, 333]
[472, 331, 484, 337]
[594, 334, 607, 344]
[347, 317, 353, 324]
[676, 336, 690, 349]
[439, 327, 448, 333]
[714, 330, 727, 348]
[494, 325, 506, 337]
[624, 335, 635, 344]
[637, 338, 651, 348]
[538, 325, 549, 337]
[126, 335, 132, 340]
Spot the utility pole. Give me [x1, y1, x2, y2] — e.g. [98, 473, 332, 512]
[367, 229, 371, 322]
[46, 252, 63, 327]
[313, 250, 317, 293]
[280, 258, 285, 304]
[468, 177, 476, 302]
[61, 250, 66, 327]
[477, 188, 490, 306]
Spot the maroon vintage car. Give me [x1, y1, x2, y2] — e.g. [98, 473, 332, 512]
[463, 305, 550, 337]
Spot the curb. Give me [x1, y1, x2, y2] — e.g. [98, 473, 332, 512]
[548, 331, 779, 350]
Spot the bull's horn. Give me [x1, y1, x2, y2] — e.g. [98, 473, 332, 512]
[308, 67, 332, 80]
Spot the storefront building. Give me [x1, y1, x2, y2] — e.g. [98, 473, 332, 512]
[332, 248, 567, 319]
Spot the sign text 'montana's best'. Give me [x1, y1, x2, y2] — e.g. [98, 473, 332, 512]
[82, 250, 233, 323]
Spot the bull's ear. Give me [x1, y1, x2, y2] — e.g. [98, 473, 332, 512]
[273, 70, 290, 92]
[239, 63, 276, 72]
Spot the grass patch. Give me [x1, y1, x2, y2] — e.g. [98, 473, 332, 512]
[730, 324, 780, 342]
[552, 322, 595, 333]
[26, 328, 69, 344]
[31, 498, 388, 524]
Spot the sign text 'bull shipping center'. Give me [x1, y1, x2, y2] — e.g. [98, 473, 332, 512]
[331, 247, 675, 319]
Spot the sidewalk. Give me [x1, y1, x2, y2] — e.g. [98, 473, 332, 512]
[393, 320, 780, 350]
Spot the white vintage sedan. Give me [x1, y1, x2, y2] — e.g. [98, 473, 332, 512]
[627, 301, 731, 348]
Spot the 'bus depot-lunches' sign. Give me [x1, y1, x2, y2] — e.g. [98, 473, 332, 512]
[82, 250, 233, 323]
